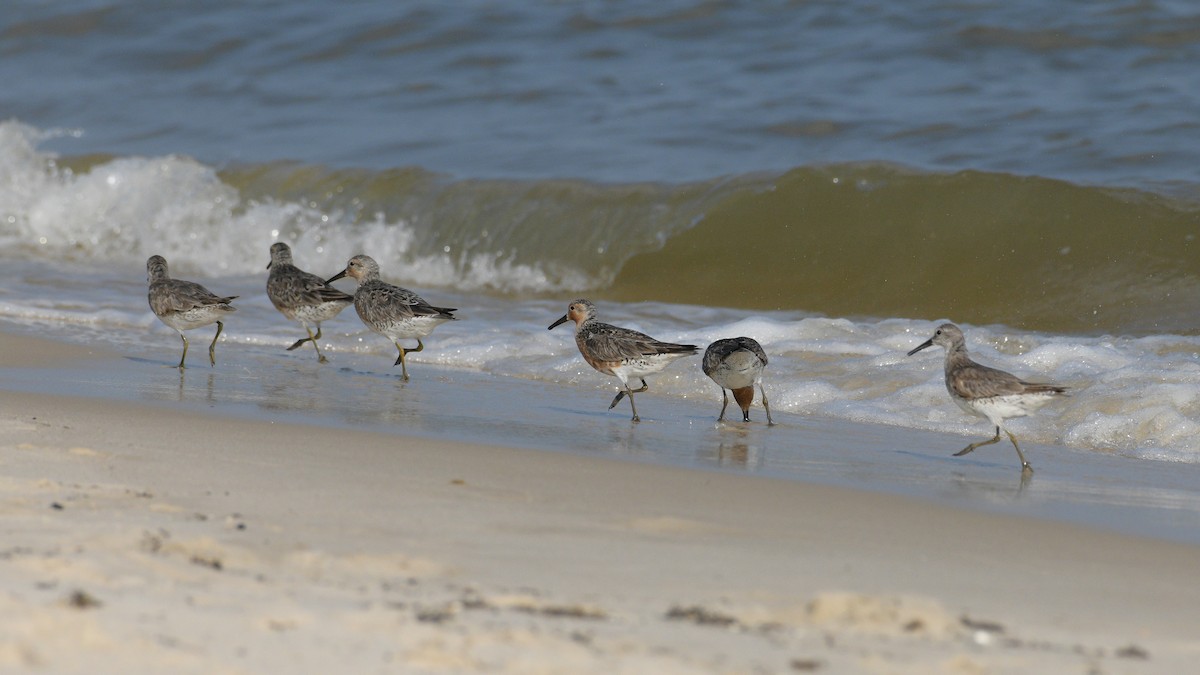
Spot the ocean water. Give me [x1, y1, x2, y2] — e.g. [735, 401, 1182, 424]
[3, 2, 1200, 465]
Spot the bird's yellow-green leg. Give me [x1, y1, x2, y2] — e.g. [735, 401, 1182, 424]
[1006, 430, 1034, 474]
[953, 426, 1002, 457]
[953, 426, 1031, 474]
[606, 378, 644, 422]
[393, 338, 424, 381]
[208, 321, 224, 367]
[955, 425, 1003, 456]
[609, 378, 649, 409]
[392, 343, 407, 380]
[625, 384, 640, 422]
[310, 326, 327, 363]
[760, 384, 775, 426]
[287, 325, 319, 350]
[176, 333, 189, 370]
[288, 326, 326, 363]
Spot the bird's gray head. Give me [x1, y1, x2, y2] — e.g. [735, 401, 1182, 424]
[267, 242, 293, 269]
[327, 254, 380, 285]
[146, 255, 169, 283]
[548, 298, 597, 330]
[907, 322, 965, 356]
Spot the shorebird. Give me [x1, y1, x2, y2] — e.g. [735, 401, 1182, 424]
[326, 255, 457, 380]
[266, 242, 353, 363]
[703, 337, 774, 425]
[548, 299, 698, 422]
[146, 255, 238, 369]
[907, 323, 1067, 474]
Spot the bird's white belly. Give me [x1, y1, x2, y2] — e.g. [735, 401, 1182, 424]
[376, 315, 450, 341]
[162, 307, 225, 332]
[292, 301, 349, 326]
[955, 393, 1055, 425]
[612, 353, 687, 380]
[709, 351, 762, 389]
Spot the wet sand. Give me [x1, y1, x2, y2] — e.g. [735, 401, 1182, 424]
[1, 330, 1199, 672]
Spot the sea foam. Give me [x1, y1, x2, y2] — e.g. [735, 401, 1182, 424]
[0, 121, 591, 294]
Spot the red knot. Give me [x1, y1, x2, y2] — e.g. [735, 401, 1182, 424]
[327, 254, 457, 381]
[549, 299, 697, 422]
[908, 322, 1067, 474]
[146, 255, 237, 369]
[702, 337, 774, 425]
[266, 242, 353, 363]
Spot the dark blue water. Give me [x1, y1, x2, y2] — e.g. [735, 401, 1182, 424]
[3, 0, 1200, 188]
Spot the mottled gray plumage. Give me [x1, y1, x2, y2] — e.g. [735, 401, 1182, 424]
[703, 337, 774, 424]
[908, 322, 1067, 473]
[266, 242, 353, 362]
[146, 255, 237, 369]
[327, 254, 457, 380]
[548, 299, 698, 422]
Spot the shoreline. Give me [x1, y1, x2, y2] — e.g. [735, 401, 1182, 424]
[3, 327, 1200, 545]
[2, 330, 1200, 671]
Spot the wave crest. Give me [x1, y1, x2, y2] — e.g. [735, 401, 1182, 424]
[5, 121, 1200, 333]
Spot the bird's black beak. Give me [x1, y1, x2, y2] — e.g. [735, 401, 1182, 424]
[326, 269, 348, 284]
[548, 314, 569, 330]
[907, 338, 934, 356]
[266, 261, 272, 270]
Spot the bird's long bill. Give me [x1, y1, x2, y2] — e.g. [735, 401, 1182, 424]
[547, 314, 569, 330]
[266, 261, 272, 270]
[906, 338, 934, 356]
[326, 269, 348, 284]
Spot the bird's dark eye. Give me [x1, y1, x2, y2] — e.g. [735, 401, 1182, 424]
[935, 330, 942, 335]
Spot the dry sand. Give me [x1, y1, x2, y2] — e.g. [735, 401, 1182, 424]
[0, 331, 1197, 673]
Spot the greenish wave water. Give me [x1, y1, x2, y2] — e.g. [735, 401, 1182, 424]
[40, 150, 1200, 335]
[219, 160, 1200, 335]
[610, 166, 1200, 334]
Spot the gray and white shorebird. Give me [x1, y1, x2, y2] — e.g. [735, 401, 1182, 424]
[548, 299, 698, 422]
[326, 254, 457, 381]
[266, 242, 353, 363]
[146, 255, 238, 369]
[703, 337, 774, 425]
[907, 322, 1067, 474]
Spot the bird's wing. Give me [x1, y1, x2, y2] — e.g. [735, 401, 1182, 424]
[357, 282, 455, 323]
[297, 269, 354, 303]
[948, 362, 1029, 399]
[151, 280, 235, 314]
[582, 323, 695, 361]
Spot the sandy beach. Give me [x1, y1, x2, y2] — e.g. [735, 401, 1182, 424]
[0, 330, 1197, 674]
